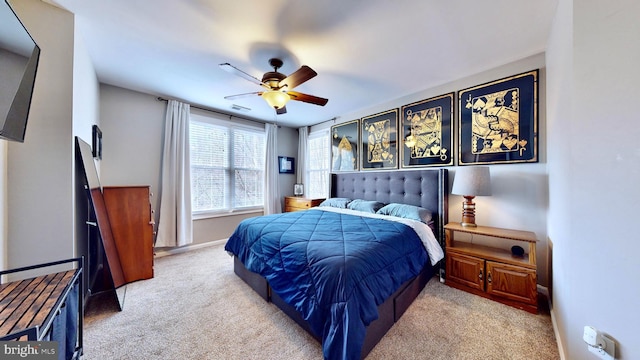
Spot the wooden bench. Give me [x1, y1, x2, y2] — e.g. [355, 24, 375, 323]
[0, 258, 83, 359]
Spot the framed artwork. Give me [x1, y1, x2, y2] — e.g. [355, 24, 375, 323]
[458, 69, 539, 165]
[278, 156, 295, 174]
[361, 109, 398, 170]
[330, 119, 359, 172]
[92, 125, 102, 160]
[400, 92, 454, 168]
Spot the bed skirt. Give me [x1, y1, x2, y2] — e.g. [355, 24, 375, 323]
[233, 256, 435, 359]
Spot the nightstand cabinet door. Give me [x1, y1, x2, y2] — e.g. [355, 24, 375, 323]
[486, 261, 537, 306]
[446, 252, 485, 291]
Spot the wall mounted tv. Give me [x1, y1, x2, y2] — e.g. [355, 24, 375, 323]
[0, 0, 40, 142]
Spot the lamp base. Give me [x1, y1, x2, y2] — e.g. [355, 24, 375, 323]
[461, 196, 477, 227]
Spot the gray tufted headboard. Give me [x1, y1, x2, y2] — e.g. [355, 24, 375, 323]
[331, 169, 448, 247]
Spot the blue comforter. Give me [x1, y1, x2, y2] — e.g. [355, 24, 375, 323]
[224, 208, 429, 360]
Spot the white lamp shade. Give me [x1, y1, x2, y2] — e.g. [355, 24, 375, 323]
[452, 166, 491, 196]
[262, 90, 290, 109]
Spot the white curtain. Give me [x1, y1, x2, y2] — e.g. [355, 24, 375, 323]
[264, 123, 281, 215]
[155, 100, 193, 247]
[297, 126, 309, 189]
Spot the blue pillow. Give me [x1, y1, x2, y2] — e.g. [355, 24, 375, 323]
[319, 197, 352, 209]
[376, 203, 433, 223]
[347, 199, 385, 213]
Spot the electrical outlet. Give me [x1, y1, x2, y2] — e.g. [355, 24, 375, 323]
[583, 326, 615, 360]
[588, 337, 615, 360]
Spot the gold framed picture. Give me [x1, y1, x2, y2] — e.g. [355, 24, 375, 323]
[458, 70, 539, 165]
[331, 119, 359, 172]
[400, 93, 454, 167]
[361, 109, 398, 170]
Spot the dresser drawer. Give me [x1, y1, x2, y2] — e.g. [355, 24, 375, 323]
[284, 197, 325, 212]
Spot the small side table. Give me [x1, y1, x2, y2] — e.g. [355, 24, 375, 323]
[283, 196, 325, 212]
[444, 222, 539, 313]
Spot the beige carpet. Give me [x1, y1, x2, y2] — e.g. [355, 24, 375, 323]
[83, 243, 559, 359]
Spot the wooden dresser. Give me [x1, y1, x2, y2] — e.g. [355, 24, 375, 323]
[103, 186, 155, 283]
[284, 196, 325, 212]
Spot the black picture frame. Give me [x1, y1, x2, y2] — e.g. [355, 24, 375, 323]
[92, 125, 102, 160]
[400, 92, 454, 168]
[361, 109, 399, 170]
[278, 156, 295, 174]
[458, 70, 539, 165]
[330, 119, 359, 172]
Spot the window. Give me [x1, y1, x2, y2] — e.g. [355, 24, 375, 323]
[306, 130, 330, 199]
[190, 113, 265, 216]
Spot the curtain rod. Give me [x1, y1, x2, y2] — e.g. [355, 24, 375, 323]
[156, 96, 267, 125]
[315, 116, 340, 126]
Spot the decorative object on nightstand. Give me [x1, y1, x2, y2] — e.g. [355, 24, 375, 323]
[284, 196, 324, 212]
[294, 183, 304, 197]
[451, 166, 491, 227]
[444, 222, 539, 313]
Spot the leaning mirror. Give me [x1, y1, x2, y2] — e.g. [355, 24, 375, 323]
[75, 137, 126, 310]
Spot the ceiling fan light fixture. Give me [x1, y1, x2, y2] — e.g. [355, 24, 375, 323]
[262, 90, 290, 110]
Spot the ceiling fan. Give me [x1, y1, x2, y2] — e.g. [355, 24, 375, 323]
[220, 58, 328, 115]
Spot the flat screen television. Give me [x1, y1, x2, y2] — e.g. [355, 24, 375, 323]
[0, 0, 40, 142]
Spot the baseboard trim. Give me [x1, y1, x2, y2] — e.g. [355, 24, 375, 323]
[538, 285, 566, 360]
[155, 239, 226, 258]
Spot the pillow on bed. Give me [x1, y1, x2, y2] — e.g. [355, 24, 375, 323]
[346, 199, 385, 213]
[318, 197, 352, 208]
[376, 203, 433, 224]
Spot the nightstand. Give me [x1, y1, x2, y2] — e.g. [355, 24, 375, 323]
[284, 196, 325, 212]
[444, 222, 538, 313]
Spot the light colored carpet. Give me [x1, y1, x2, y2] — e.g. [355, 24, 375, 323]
[83, 243, 559, 359]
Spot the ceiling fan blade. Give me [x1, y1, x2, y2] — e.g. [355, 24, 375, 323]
[219, 63, 270, 89]
[276, 106, 287, 115]
[287, 91, 328, 106]
[279, 65, 317, 90]
[223, 91, 262, 100]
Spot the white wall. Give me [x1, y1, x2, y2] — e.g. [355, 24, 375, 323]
[311, 54, 550, 286]
[7, 0, 75, 270]
[0, 141, 6, 271]
[277, 126, 299, 204]
[547, 0, 640, 358]
[71, 15, 101, 269]
[545, 0, 572, 357]
[99, 84, 301, 245]
[72, 33, 100, 151]
[99, 84, 164, 225]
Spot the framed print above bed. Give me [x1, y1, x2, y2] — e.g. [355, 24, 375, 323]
[400, 93, 454, 168]
[331, 119, 359, 172]
[361, 109, 398, 170]
[458, 70, 538, 165]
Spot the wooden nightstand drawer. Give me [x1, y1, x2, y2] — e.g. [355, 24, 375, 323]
[284, 196, 325, 212]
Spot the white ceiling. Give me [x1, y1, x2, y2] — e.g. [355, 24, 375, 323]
[49, 0, 558, 128]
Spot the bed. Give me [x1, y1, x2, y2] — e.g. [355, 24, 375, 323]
[225, 169, 448, 359]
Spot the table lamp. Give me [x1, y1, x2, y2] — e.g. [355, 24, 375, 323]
[452, 166, 491, 227]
